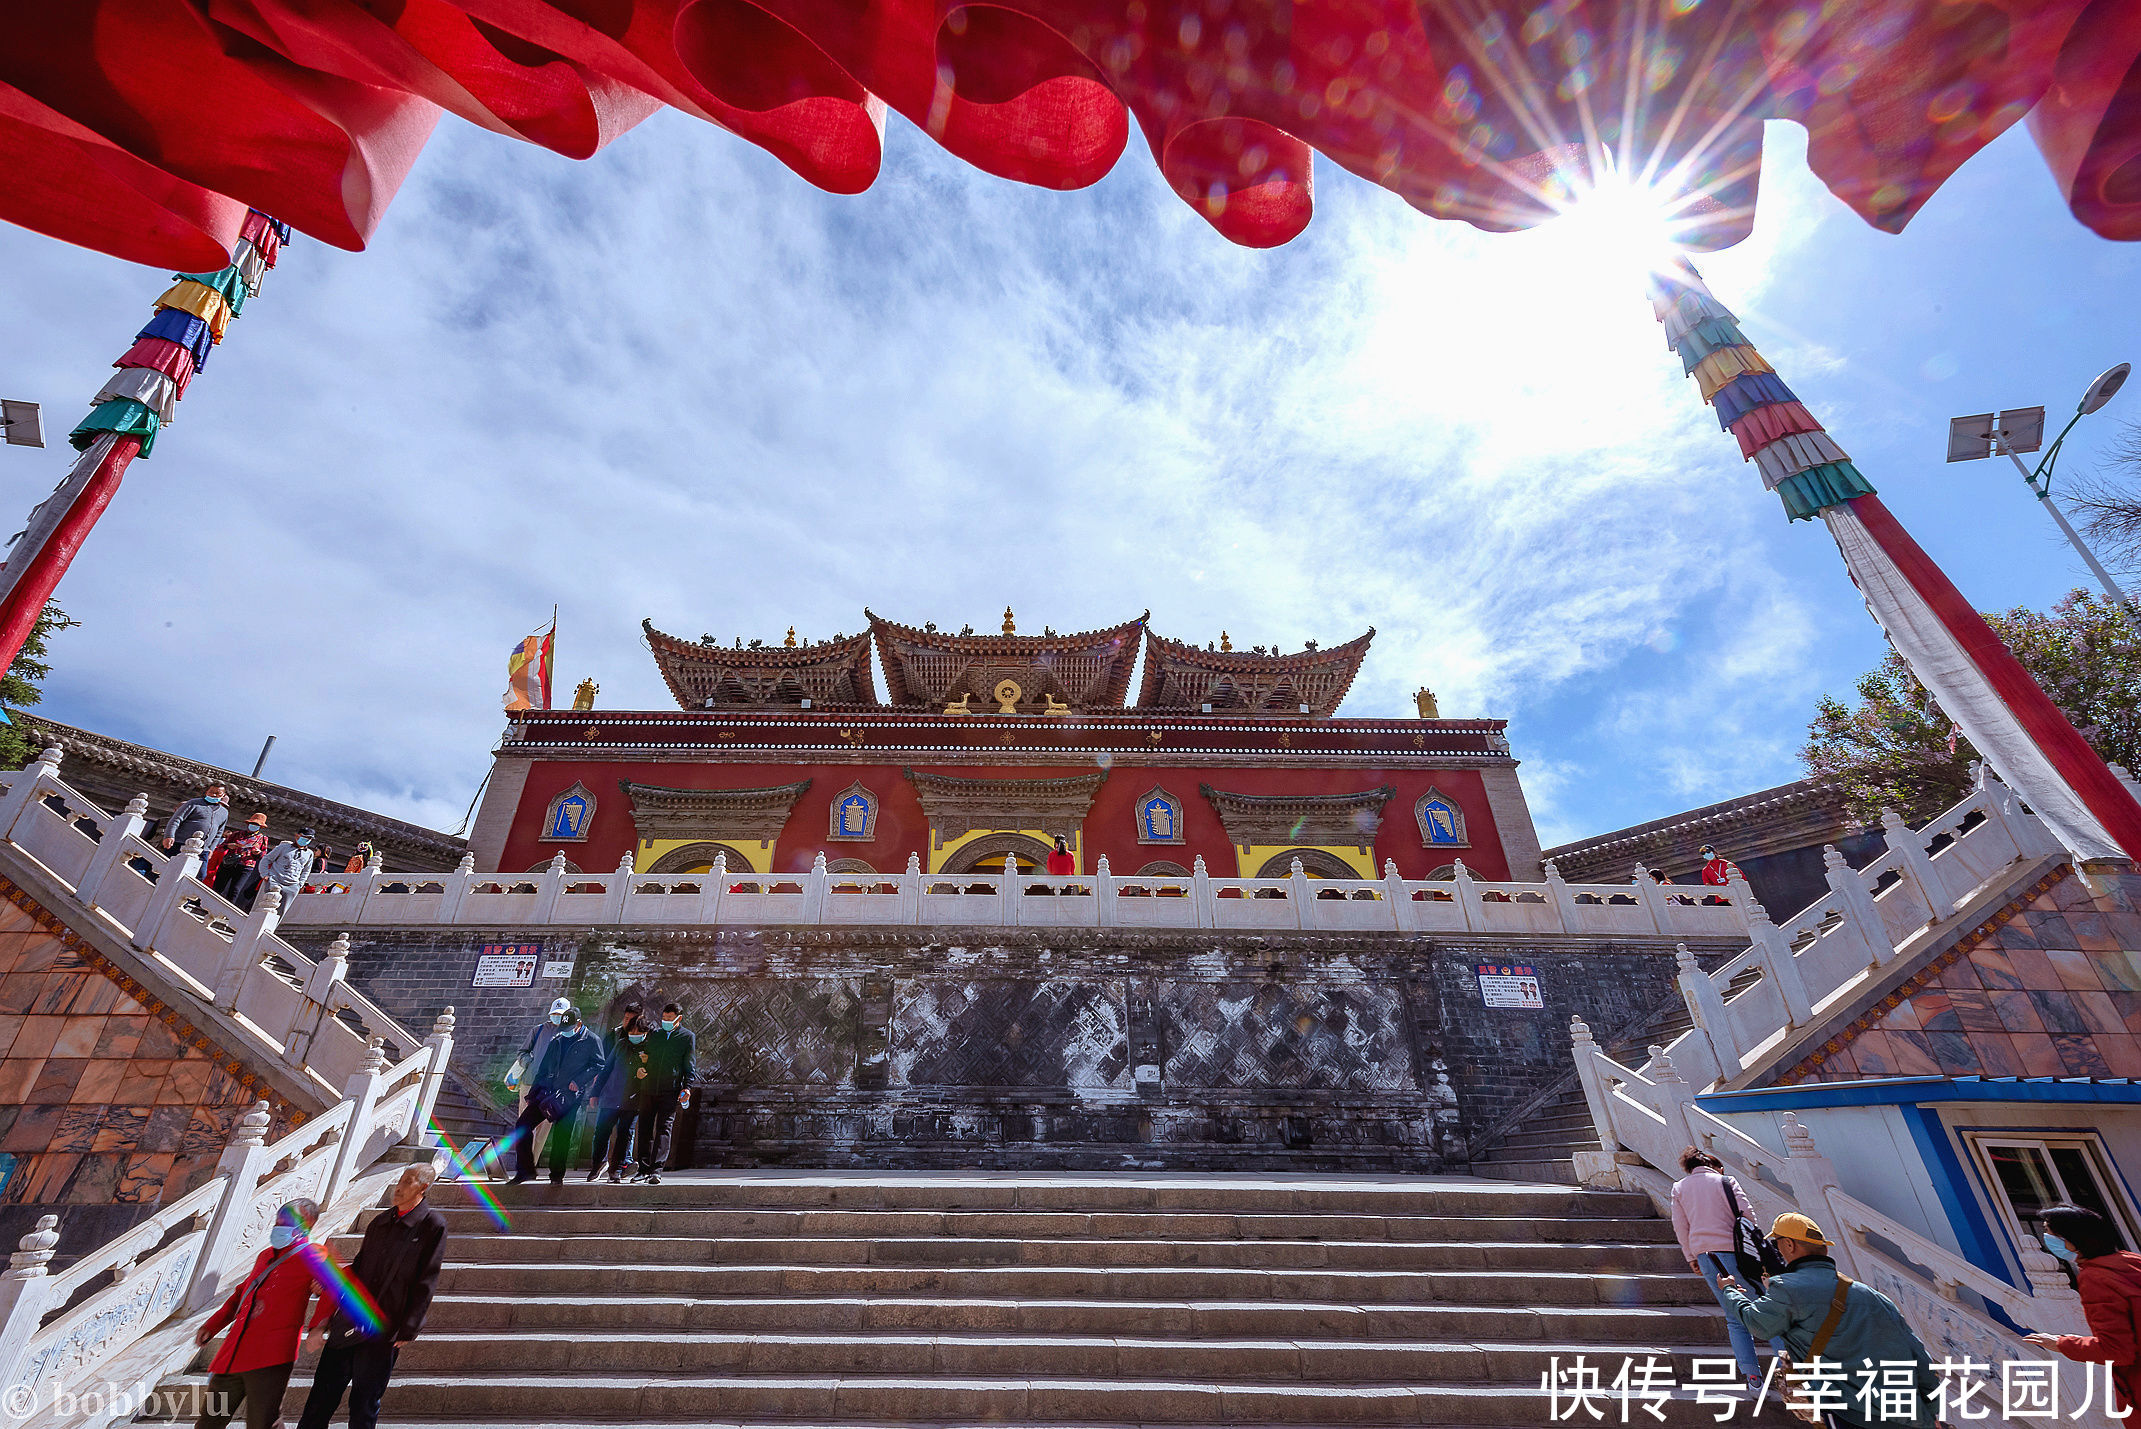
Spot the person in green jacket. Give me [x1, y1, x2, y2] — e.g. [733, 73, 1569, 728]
[1716, 1212, 1942, 1427]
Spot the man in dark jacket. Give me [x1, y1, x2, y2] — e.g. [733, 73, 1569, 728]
[633, 1002, 696, 1184]
[161, 783, 229, 855]
[511, 1007, 604, 1185]
[294, 1165, 445, 1429]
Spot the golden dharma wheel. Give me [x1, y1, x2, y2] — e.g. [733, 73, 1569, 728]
[993, 679, 1023, 709]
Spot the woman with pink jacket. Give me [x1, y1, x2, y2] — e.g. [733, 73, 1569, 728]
[1671, 1147, 1774, 1391]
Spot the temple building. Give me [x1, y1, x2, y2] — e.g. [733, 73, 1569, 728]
[467, 609, 1546, 884]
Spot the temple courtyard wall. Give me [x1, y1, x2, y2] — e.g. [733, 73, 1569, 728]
[282, 925, 1741, 1172]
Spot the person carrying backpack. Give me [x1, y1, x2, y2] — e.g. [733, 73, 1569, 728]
[1717, 1212, 1942, 1426]
[2025, 1203, 2141, 1418]
[1670, 1147, 1778, 1392]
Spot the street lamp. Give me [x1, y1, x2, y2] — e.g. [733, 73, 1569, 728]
[1948, 362, 2137, 636]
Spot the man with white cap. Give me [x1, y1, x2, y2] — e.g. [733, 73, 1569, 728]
[500, 998, 573, 1176]
[1717, 1212, 1941, 1425]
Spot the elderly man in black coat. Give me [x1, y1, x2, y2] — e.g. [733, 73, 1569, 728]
[633, 1002, 696, 1184]
[295, 1163, 446, 1429]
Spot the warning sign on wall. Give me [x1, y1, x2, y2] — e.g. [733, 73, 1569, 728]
[1476, 962, 1543, 1009]
[473, 943, 541, 988]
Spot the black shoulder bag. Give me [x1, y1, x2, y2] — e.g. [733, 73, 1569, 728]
[1722, 1176, 1788, 1280]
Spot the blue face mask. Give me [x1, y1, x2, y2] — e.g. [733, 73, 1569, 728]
[205, 795, 225, 805]
[2044, 1232, 2078, 1262]
[268, 1225, 299, 1249]
[628, 1032, 647, 1044]
[662, 1018, 679, 1031]
[296, 837, 312, 847]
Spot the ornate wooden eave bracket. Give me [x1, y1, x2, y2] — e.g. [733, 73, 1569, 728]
[618, 778, 813, 843]
[903, 768, 1110, 847]
[1199, 783, 1396, 853]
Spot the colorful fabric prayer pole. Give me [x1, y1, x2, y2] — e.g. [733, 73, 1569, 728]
[0, 213, 291, 676]
[1651, 259, 2141, 865]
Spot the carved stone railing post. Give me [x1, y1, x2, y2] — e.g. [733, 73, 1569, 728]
[214, 886, 283, 1008]
[74, 792, 148, 908]
[802, 852, 829, 924]
[1650, 1047, 1697, 1149]
[1746, 903, 1814, 1030]
[1878, 808, 1952, 923]
[1096, 855, 1116, 927]
[0, 1215, 62, 1398]
[133, 831, 205, 951]
[1630, 862, 1669, 935]
[1567, 1016, 1619, 1157]
[1382, 859, 1409, 932]
[321, 1040, 388, 1209]
[184, 1101, 273, 1310]
[1676, 942, 1741, 1081]
[407, 1008, 456, 1147]
[601, 851, 634, 923]
[1191, 856, 1215, 928]
[283, 933, 350, 1067]
[896, 853, 920, 924]
[1722, 867, 1760, 932]
[1823, 845, 1895, 969]
[0, 744, 62, 840]
[697, 853, 727, 924]
[1450, 859, 1481, 933]
[999, 854, 1020, 926]
[1780, 1113, 1857, 1278]
[2017, 1234, 2091, 1334]
[437, 852, 477, 922]
[1543, 858, 1580, 935]
[1289, 858, 1312, 929]
[529, 851, 569, 924]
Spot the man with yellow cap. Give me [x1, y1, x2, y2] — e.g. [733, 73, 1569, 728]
[1716, 1212, 1942, 1425]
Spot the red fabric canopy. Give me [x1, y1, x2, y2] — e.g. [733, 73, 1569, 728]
[2, 0, 2138, 265]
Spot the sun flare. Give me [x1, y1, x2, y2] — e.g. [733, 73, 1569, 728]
[1545, 168, 1689, 279]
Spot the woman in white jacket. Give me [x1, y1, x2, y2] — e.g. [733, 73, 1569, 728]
[1670, 1147, 1772, 1391]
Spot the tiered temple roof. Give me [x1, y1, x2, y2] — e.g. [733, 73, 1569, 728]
[1136, 629, 1374, 719]
[643, 621, 878, 708]
[866, 609, 1146, 713]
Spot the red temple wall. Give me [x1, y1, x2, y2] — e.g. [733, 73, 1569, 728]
[498, 760, 1514, 880]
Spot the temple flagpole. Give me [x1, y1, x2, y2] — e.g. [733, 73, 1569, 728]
[1651, 258, 2141, 864]
[0, 213, 290, 681]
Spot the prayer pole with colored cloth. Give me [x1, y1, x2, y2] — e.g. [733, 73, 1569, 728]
[0, 212, 290, 677]
[1652, 259, 2141, 865]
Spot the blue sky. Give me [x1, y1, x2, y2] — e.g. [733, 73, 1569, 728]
[0, 109, 2137, 850]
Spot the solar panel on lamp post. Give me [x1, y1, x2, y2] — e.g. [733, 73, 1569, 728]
[1947, 363, 2139, 640]
[0, 400, 42, 448]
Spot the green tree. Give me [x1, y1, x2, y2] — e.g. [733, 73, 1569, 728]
[1803, 588, 2141, 824]
[0, 602, 79, 769]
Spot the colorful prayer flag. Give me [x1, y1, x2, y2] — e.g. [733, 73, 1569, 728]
[504, 616, 555, 712]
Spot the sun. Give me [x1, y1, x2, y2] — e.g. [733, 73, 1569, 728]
[1542, 166, 1690, 279]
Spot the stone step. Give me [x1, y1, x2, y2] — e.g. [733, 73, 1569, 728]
[412, 1206, 1678, 1244]
[445, 1174, 1654, 1219]
[1460, 1158, 1580, 1185]
[433, 1260, 1715, 1306]
[424, 1293, 1734, 1344]
[390, 1330, 1752, 1383]
[378, 1233, 1685, 1273]
[1477, 1126, 1597, 1153]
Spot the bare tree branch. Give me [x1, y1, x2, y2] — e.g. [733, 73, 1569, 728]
[2067, 420, 2141, 575]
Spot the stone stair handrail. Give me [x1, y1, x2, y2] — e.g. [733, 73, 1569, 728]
[279, 845, 1765, 938]
[1569, 1018, 2111, 1427]
[0, 1015, 453, 1427]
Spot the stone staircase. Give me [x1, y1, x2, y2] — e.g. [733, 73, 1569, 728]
[149, 1172, 1787, 1427]
[1470, 963, 1764, 1183]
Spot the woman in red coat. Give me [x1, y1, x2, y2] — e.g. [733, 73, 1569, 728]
[194, 1198, 347, 1429]
[2025, 1204, 2141, 1417]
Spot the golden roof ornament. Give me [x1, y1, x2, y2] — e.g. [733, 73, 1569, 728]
[1413, 687, 1440, 719]
[1002, 607, 1016, 635]
[784, 626, 797, 648]
[571, 678, 599, 711]
[1219, 631, 1232, 652]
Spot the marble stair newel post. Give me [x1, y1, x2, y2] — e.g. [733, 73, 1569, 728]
[0, 1217, 62, 1399]
[1653, 259, 2141, 867]
[0, 214, 291, 678]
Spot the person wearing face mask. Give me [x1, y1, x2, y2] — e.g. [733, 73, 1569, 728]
[586, 1007, 648, 1183]
[509, 1005, 604, 1186]
[257, 827, 319, 908]
[208, 813, 272, 909]
[632, 1002, 696, 1184]
[295, 1165, 446, 1429]
[193, 1198, 343, 1429]
[2025, 1204, 2141, 1417]
[502, 997, 572, 1176]
[162, 783, 230, 856]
